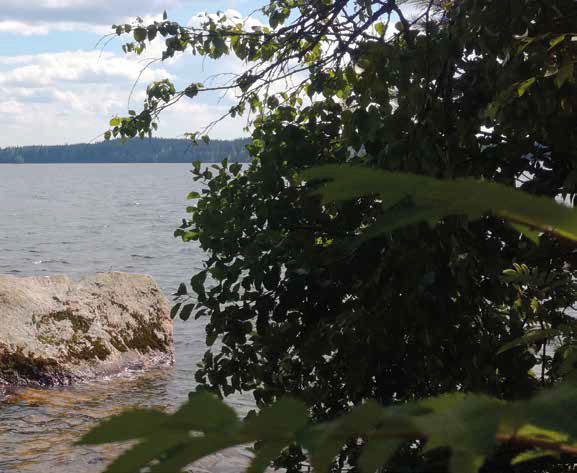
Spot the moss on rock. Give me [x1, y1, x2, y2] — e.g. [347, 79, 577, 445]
[0, 273, 173, 386]
[104, 311, 168, 354]
[108, 335, 128, 353]
[38, 309, 91, 333]
[67, 337, 111, 362]
[124, 311, 168, 353]
[0, 345, 70, 385]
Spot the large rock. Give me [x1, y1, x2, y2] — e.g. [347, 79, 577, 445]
[0, 272, 174, 386]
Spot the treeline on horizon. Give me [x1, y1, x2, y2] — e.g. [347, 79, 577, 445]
[0, 137, 251, 164]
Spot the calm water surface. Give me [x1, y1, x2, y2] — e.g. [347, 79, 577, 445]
[0, 164, 253, 472]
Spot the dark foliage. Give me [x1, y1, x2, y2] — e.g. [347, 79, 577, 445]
[81, 0, 577, 472]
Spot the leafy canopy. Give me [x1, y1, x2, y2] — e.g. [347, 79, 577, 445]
[84, 1, 577, 472]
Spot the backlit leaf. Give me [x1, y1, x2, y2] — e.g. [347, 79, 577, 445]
[497, 328, 564, 355]
[518, 77, 536, 97]
[512, 449, 559, 465]
[77, 409, 170, 445]
[301, 165, 577, 243]
[359, 438, 404, 473]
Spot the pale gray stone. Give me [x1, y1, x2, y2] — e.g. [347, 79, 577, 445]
[0, 272, 174, 386]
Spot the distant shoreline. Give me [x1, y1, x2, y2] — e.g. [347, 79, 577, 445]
[0, 137, 251, 164]
[0, 161, 250, 164]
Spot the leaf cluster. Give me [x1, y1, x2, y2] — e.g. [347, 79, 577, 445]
[92, 1, 577, 472]
[80, 383, 577, 473]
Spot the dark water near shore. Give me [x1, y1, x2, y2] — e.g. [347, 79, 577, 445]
[0, 164, 253, 472]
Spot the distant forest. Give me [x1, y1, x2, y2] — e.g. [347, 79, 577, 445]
[0, 138, 251, 164]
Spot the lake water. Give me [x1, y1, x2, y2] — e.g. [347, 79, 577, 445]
[0, 164, 253, 472]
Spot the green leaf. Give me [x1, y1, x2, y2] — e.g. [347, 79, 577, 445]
[556, 345, 577, 376]
[518, 77, 536, 97]
[509, 222, 540, 244]
[338, 401, 388, 434]
[418, 392, 466, 414]
[147, 436, 238, 473]
[243, 398, 308, 438]
[507, 382, 577, 440]
[174, 282, 187, 296]
[555, 62, 574, 88]
[415, 394, 504, 463]
[179, 303, 195, 321]
[549, 34, 566, 48]
[77, 409, 170, 445]
[80, 385, 577, 473]
[190, 270, 207, 295]
[206, 332, 217, 346]
[133, 27, 147, 42]
[230, 163, 242, 175]
[301, 165, 577, 243]
[187, 191, 201, 199]
[103, 434, 188, 473]
[511, 449, 559, 465]
[302, 425, 346, 473]
[185, 84, 199, 98]
[170, 303, 182, 319]
[521, 424, 569, 442]
[173, 392, 239, 433]
[497, 328, 564, 355]
[303, 401, 385, 473]
[449, 450, 485, 473]
[359, 438, 404, 473]
[147, 25, 157, 41]
[247, 441, 287, 473]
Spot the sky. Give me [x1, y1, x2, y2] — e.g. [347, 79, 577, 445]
[0, 0, 264, 147]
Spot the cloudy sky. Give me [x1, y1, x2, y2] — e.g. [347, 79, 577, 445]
[0, 0, 262, 147]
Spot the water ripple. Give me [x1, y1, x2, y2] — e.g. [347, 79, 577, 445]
[0, 164, 253, 472]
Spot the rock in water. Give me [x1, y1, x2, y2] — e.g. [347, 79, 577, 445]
[0, 273, 174, 386]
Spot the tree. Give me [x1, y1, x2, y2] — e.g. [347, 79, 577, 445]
[88, 1, 577, 472]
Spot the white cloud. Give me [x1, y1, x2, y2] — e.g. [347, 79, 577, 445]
[0, 0, 183, 35]
[1, 0, 182, 24]
[0, 0, 256, 35]
[152, 100, 248, 137]
[0, 4, 259, 146]
[187, 8, 263, 30]
[0, 90, 248, 147]
[0, 47, 249, 147]
[0, 20, 111, 35]
[0, 50, 173, 87]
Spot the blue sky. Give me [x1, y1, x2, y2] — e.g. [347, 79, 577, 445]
[0, 0, 263, 147]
